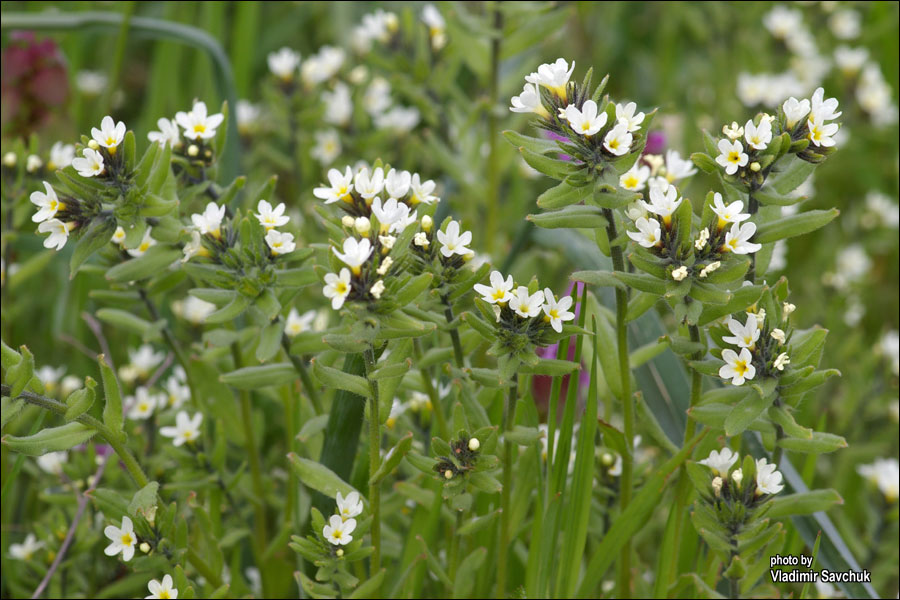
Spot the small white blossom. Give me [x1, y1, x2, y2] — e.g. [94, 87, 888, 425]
[323, 514, 356, 546]
[374, 106, 420, 132]
[744, 118, 772, 150]
[719, 347, 756, 385]
[36, 451, 67, 474]
[695, 228, 710, 251]
[510, 82, 550, 119]
[159, 411, 203, 446]
[671, 266, 689, 281]
[857, 458, 899, 502]
[722, 121, 744, 140]
[163, 376, 190, 410]
[30, 181, 64, 223]
[322, 82, 353, 127]
[541, 289, 575, 333]
[376, 256, 393, 275]
[379, 234, 396, 249]
[715, 139, 748, 175]
[363, 77, 392, 115]
[711, 193, 750, 229]
[323, 268, 352, 310]
[311, 130, 342, 165]
[370, 279, 385, 299]
[640, 183, 682, 224]
[336, 491, 364, 521]
[619, 163, 650, 191]
[810, 87, 842, 122]
[773, 352, 790, 371]
[782, 97, 811, 129]
[333, 237, 373, 274]
[834, 46, 868, 75]
[723, 222, 761, 255]
[414, 232, 429, 248]
[828, 9, 860, 40]
[723, 314, 760, 349]
[354, 167, 385, 200]
[314, 167, 354, 204]
[422, 4, 447, 50]
[509, 286, 544, 319]
[603, 122, 632, 156]
[146, 574, 178, 600]
[10, 533, 45, 561]
[762, 6, 803, 39]
[372, 198, 415, 233]
[104, 516, 137, 561]
[474, 271, 514, 304]
[91, 115, 126, 153]
[409, 173, 439, 205]
[699, 448, 739, 476]
[72, 148, 104, 177]
[525, 58, 575, 98]
[26, 154, 42, 173]
[626, 217, 662, 248]
[265, 229, 295, 255]
[191, 202, 226, 238]
[564, 100, 608, 136]
[301, 46, 344, 87]
[436, 221, 473, 258]
[755, 458, 784, 495]
[255, 200, 290, 230]
[175, 101, 224, 141]
[770, 328, 786, 344]
[126, 228, 157, 258]
[285, 308, 316, 337]
[807, 116, 839, 147]
[268, 47, 300, 80]
[147, 118, 181, 147]
[236, 100, 261, 134]
[662, 150, 697, 183]
[48, 142, 75, 170]
[615, 101, 645, 132]
[38, 219, 73, 251]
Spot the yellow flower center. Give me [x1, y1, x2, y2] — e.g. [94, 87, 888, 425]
[623, 175, 637, 188]
[121, 533, 133, 546]
[106, 137, 116, 146]
[183, 431, 193, 439]
[336, 281, 349, 294]
[491, 289, 506, 301]
[609, 139, 620, 149]
[159, 592, 171, 600]
[728, 151, 741, 164]
[734, 360, 748, 377]
[333, 530, 343, 539]
[140, 402, 150, 412]
[193, 124, 206, 134]
[549, 309, 559, 319]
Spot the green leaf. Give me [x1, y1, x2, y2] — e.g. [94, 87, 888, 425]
[754, 209, 839, 244]
[614, 271, 667, 295]
[502, 130, 561, 155]
[527, 205, 608, 229]
[518, 359, 580, 376]
[70, 216, 117, 275]
[724, 388, 776, 436]
[95, 308, 162, 341]
[768, 155, 816, 195]
[287, 453, 358, 499]
[128, 481, 160, 520]
[777, 432, 847, 454]
[64, 377, 96, 421]
[571, 269, 625, 290]
[98, 354, 124, 434]
[311, 359, 372, 399]
[204, 293, 251, 324]
[394, 273, 433, 306]
[255, 321, 285, 363]
[690, 152, 719, 174]
[519, 146, 581, 180]
[453, 547, 487, 599]
[536, 181, 588, 209]
[348, 569, 386, 599]
[6, 345, 35, 398]
[766, 489, 843, 519]
[2, 422, 96, 455]
[767, 405, 812, 438]
[369, 432, 413, 485]
[219, 363, 296, 389]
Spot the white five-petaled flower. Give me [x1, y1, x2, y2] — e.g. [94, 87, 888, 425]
[774, 352, 790, 371]
[9, 533, 45, 561]
[266, 229, 296, 255]
[30, 181, 64, 223]
[174, 295, 216, 326]
[126, 228, 157, 258]
[159, 411, 203, 446]
[127, 387, 160, 421]
[744, 118, 772, 150]
[146, 574, 178, 599]
[311, 129, 342, 165]
[782, 97, 811, 129]
[421, 4, 447, 50]
[436, 221, 473, 258]
[603, 122, 632, 156]
[619, 163, 650, 191]
[191, 202, 226, 238]
[147, 118, 181, 147]
[723, 314, 760, 349]
[857, 458, 899, 502]
[268, 47, 300, 80]
[755, 458, 784, 495]
[640, 183, 682, 225]
[48, 142, 75, 170]
[38, 219, 73, 251]
[323, 268, 352, 310]
[104, 516, 137, 561]
[332, 237, 373, 274]
[715, 139, 748, 175]
[626, 217, 662, 248]
[541, 289, 575, 333]
[564, 100, 608, 136]
[615, 101, 645, 132]
[255, 200, 290, 230]
[723, 222, 762, 255]
[285, 308, 317, 337]
[810, 87, 842, 122]
[163, 376, 190, 410]
[323, 514, 356, 546]
[409, 173, 439, 205]
[807, 116, 840, 148]
[336, 491, 364, 521]
[354, 167, 385, 200]
[385, 168, 412, 199]
[372, 198, 415, 234]
[719, 348, 756, 386]
[176, 101, 224, 141]
[314, 167, 354, 204]
[322, 82, 353, 126]
[91, 115, 126, 153]
[711, 193, 750, 229]
[509, 286, 544, 319]
[699, 448, 739, 476]
[662, 149, 697, 183]
[525, 58, 574, 98]
[36, 451, 67, 474]
[474, 271, 514, 304]
[510, 82, 550, 119]
[301, 46, 345, 87]
[111, 226, 126, 246]
[72, 148, 105, 177]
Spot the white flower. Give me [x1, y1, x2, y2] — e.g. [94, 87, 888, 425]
[762, 6, 803, 39]
[773, 352, 790, 371]
[510, 82, 550, 119]
[699, 448, 739, 476]
[72, 148, 104, 177]
[182, 230, 206, 263]
[176, 101, 224, 141]
[376, 256, 393, 275]
[127, 345, 166, 381]
[770, 328, 786, 344]
[541, 289, 575, 333]
[146, 574, 178, 599]
[723, 222, 761, 255]
[336, 491, 364, 520]
[723, 314, 760, 349]
[313, 167, 354, 204]
[104, 516, 137, 561]
[236, 100, 261, 133]
[834, 46, 868, 74]
[333, 237, 373, 274]
[857, 458, 899, 502]
[323, 514, 356, 546]
[810, 87, 842, 122]
[76, 70, 107, 95]
[147, 118, 181, 147]
[509, 286, 544, 319]
[126, 228, 157, 258]
[30, 181, 64, 223]
[409, 173, 439, 205]
[323, 268, 352, 310]
[372, 198, 415, 234]
[26, 154, 42, 173]
[783, 302, 796, 318]
[374, 106, 420, 132]
[159, 411, 202, 446]
[807, 116, 839, 147]
[782, 97, 811, 129]
[254, 200, 290, 230]
[615, 102, 645, 132]
[744, 118, 772, 150]
[35, 366, 66, 394]
[671, 266, 689, 281]
[36, 451, 67, 474]
[732, 468, 743, 487]
[363, 77, 392, 115]
[268, 47, 300, 80]
[163, 376, 190, 410]
[603, 122, 632, 156]
[38, 219, 73, 251]
[662, 149, 697, 183]
[379, 234, 396, 249]
[436, 220, 473, 258]
[626, 217, 662, 248]
[719, 348, 756, 386]
[127, 388, 160, 420]
[828, 9, 860, 40]
[10, 533, 45, 561]
[619, 163, 650, 191]
[384, 168, 412, 199]
[323, 82, 353, 126]
[722, 121, 744, 140]
[191, 202, 226, 238]
[422, 4, 447, 49]
[755, 458, 784, 495]
[711, 193, 750, 229]
[564, 100, 608, 136]
[715, 139, 748, 175]
[354, 167, 385, 200]
[285, 308, 316, 337]
[525, 58, 574, 98]
[266, 229, 295, 255]
[48, 142, 75, 170]
[301, 46, 344, 87]
[474, 271, 514, 304]
[91, 115, 126, 153]
[640, 183, 682, 224]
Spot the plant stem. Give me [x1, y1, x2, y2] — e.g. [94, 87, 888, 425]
[363, 347, 382, 578]
[603, 206, 634, 598]
[282, 333, 323, 415]
[746, 192, 758, 284]
[139, 289, 199, 407]
[497, 373, 519, 599]
[484, 1, 503, 255]
[413, 339, 448, 439]
[442, 298, 465, 369]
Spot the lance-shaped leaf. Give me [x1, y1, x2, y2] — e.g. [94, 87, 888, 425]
[776, 432, 847, 453]
[754, 209, 839, 244]
[369, 432, 413, 485]
[2, 422, 96, 455]
[219, 363, 296, 389]
[70, 216, 117, 275]
[766, 489, 843, 519]
[310, 359, 372, 398]
[288, 453, 358, 499]
[98, 354, 124, 434]
[527, 205, 608, 229]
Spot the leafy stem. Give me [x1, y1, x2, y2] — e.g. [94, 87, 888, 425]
[363, 346, 382, 581]
[497, 372, 518, 599]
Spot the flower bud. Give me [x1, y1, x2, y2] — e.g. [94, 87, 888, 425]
[601, 452, 615, 466]
[468, 437, 480, 451]
[370, 280, 385, 299]
[732, 468, 743, 489]
[414, 232, 429, 248]
[783, 302, 796, 318]
[712, 476, 723, 497]
[749, 161, 761, 172]
[26, 154, 43, 173]
[671, 265, 689, 281]
[87, 140, 100, 150]
[770, 328, 786, 344]
[187, 144, 200, 157]
[342, 215, 355, 228]
[2, 152, 16, 167]
[376, 256, 393, 275]
[139, 542, 151, 554]
[421, 215, 433, 232]
[336, 548, 344, 557]
[379, 234, 396, 250]
[444, 469, 453, 480]
[354, 216, 371, 235]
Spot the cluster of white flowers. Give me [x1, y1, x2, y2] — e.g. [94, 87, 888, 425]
[119, 344, 166, 384]
[700, 447, 785, 495]
[254, 199, 296, 256]
[29, 180, 74, 250]
[323, 491, 363, 547]
[125, 367, 190, 421]
[718, 308, 790, 386]
[857, 458, 899, 503]
[473, 271, 575, 332]
[350, 9, 399, 54]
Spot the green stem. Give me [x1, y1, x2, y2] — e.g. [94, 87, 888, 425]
[745, 192, 758, 284]
[484, 1, 503, 255]
[282, 334, 323, 415]
[442, 299, 465, 369]
[497, 373, 519, 599]
[413, 339, 448, 439]
[363, 347, 382, 579]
